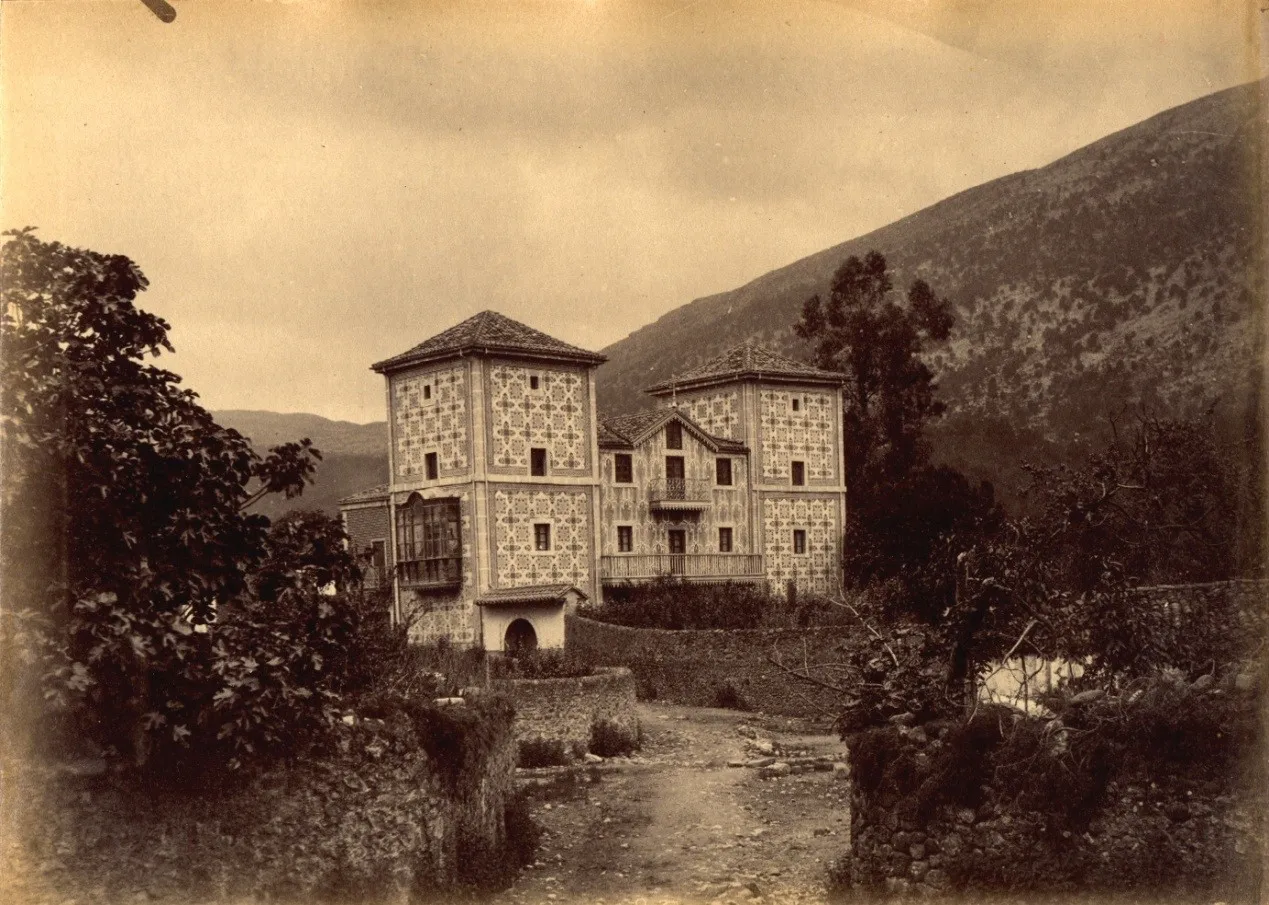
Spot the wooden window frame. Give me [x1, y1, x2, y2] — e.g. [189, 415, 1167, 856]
[425, 451, 439, 480]
[533, 522, 552, 552]
[718, 527, 733, 553]
[793, 529, 807, 555]
[614, 453, 633, 484]
[617, 525, 633, 553]
[715, 457, 732, 486]
[665, 420, 683, 450]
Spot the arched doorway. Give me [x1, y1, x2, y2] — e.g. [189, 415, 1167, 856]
[504, 618, 538, 656]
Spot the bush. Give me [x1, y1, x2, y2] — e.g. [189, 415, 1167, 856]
[489, 649, 594, 680]
[712, 680, 751, 711]
[589, 719, 639, 757]
[517, 738, 571, 768]
[581, 577, 772, 630]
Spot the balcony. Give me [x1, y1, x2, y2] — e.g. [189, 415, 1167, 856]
[647, 478, 713, 512]
[397, 557, 462, 589]
[601, 553, 765, 584]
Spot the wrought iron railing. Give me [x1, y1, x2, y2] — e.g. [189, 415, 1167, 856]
[647, 478, 712, 504]
[600, 553, 764, 582]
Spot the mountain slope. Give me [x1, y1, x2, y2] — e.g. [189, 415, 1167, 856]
[213, 410, 387, 518]
[595, 80, 1265, 497]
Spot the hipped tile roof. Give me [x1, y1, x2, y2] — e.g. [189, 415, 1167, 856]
[646, 340, 844, 394]
[338, 484, 389, 505]
[372, 310, 606, 373]
[476, 583, 587, 606]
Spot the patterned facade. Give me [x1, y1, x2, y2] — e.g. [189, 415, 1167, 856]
[485, 362, 591, 475]
[392, 363, 470, 479]
[342, 313, 848, 650]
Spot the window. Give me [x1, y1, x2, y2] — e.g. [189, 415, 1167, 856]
[370, 540, 387, 585]
[791, 397, 799, 412]
[531, 447, 547, 476]
[529, 374, 540, 390]
[423, 384, 432, 401]
[718, 527, 733, 553]
[791, 460, 805, 486]
[614, 453, 633, 483]
[617, 526, 633, 553]
[716, 457, 732, 486]
[534, 523, 552, 552]
[425, 451, 439, 480]
[396, 497, 461, 585]
[665, 420, 683, 449]
[793, 529, 807, 555]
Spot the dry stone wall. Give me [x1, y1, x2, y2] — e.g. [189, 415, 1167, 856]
[494, 666, 639, 756]
[566, 615, 865, 718]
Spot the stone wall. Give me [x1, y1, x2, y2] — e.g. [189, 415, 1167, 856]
[6, 702, 519, 902]
[566, 615, 865, 718]
[493, 666, 639, 756]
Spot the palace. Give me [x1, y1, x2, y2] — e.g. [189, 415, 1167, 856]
[340, 310, 848, 652]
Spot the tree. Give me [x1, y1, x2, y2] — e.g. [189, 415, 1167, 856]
[796, 250, 953, 499]
[0, 228, 330, 769]
[795, 251, 995, 604]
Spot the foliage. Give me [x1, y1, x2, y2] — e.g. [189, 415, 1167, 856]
[840, 671, 1265, 901]
[517, 738, 572, 768]
[583, 578, 772, 630]
[796, 250, 953, 500]
[0, 228, 334, 772]
[489, 649, 595, 680]
[589, 718, 640, 757]
[794, 251, 1001, 600]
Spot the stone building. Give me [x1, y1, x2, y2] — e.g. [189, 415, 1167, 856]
[341, 311, 847, 652]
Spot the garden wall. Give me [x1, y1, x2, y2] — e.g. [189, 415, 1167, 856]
[494, 666, 639, 756]
[566, 615, 866, 718]
[5, 702, 520, 903]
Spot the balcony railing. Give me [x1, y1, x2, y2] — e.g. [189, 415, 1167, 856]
[601, 553, 765, 583]
[397, 557, 462, 588]
[647, 478, 712, 510]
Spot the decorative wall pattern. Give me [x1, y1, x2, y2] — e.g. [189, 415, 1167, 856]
[486, 364, 591, 475]
[598, 441, 750, 556]
[762, 495, 840, 595]
[393, 364, 469, 480]
[492, 488, 592, 587]
[398, 489, 476, 645]
[679, 389, 741, 440]
[759, 389, 837, 483]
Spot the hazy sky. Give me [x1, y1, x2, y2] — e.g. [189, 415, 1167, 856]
[2, 0, 1261, 422]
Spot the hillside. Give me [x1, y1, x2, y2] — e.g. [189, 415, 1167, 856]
[213, 410, 387, 518]
[595, 80, 1265, 500]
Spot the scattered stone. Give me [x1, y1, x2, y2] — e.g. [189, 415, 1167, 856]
[727, 759, 748, 768]
[909, 843, 926, 860]
[759, 762, 791, 779]
[889, 712, 916, 727]
[909, 860, 929, 881]
[583, 753, 603, 764]
[746, 757, 775, 768]
[955, 808, 977, 826]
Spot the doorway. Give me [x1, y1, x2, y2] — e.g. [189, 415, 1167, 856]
[668, 529, 686, 575]
[504, 618, 538, 655]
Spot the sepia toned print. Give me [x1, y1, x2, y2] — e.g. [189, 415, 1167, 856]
[1, 2, 1265, 904]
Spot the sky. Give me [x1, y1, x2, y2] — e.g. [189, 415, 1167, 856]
[2, 0, 1262, 423]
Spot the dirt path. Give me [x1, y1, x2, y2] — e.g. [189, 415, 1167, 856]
[492, 703, 852, 905]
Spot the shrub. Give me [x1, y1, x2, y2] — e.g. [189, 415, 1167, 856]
[712, 680, 751, 711]
[490, 649, 594, 680]
[582, 577, 772, 630]
[517, 738, 571, 768]
[589, 719, 639, 757]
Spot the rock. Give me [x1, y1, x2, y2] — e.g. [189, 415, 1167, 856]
[884, 878, 912, 895]
[909, 843, 926, 860]
[925, 868, 950, 889]
[909, 860, 929, 881]
[751, 739, 776, 756]
[1191, 673, 1215, 692]
[737, 724, 758, 739]
[832, 762, 851, 779]
[908, 726, 929, 744]
[956, 808, 976, 826]
[813, 827, 831, 837]
[759, 762, 791, 779]
[727, 759, 748, 768]
[746, 757, 776, 768]
[584, 753, 603, 764]
[889, 712, 916, 727]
